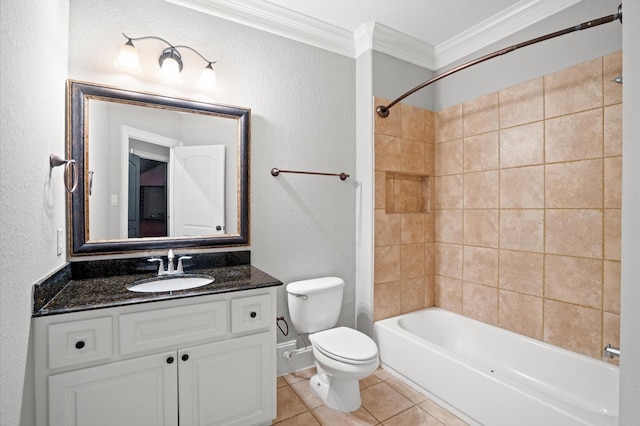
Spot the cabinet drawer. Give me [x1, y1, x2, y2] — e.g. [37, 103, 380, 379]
[231, 294, 271, 334]
[119, 301, 227, 355]
[48, 317, 113, 369]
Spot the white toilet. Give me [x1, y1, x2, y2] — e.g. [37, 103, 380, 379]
[286, 277, 379, 412]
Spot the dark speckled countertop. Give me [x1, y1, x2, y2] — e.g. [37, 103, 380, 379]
[33, 251, 282, 317]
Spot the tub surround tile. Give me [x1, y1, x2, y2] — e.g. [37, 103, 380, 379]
[434, 175, 463, 210]
[603, 260, 621, 314]
[499, 121, 544, 168]
[545, 109, 603, 163]
[463, 170, 499, 209]
[374, 246, 401, 283]
[435, 104, 462, 143]
[544, 57, 602, 118]
[463, 209, 499, 248]
[603, 312, 621, 366]
[375, 97, 402, 138]
[375, 134, 403, 171]
[401, 213, 425, 244]
[604, 156, 623, 208]
[604, 209, 621, 261]
[604, 104, 622, 156]
[435, 243, 463, 279]
[463, 246, 498, 287]
[374, 282, 401, 321]
[498, 290, 543, 340]
[375, 172, 386, 209]
[463, 92, 499, 137]
[499, 78, 544, 128]
[464, 131, 499, 173]
[402, 139, 426, 174]
[603, 51, 623, 106]
[401, 103, 427, 142]
[435, 209, 463, 244]
[499, 250, 544, 296]
[544, 159, 603, 208]
[435, 276, 462, 314]
[462, 282, 498, 326]
[435, 139, 463, 176]
[375, 209, 402, 247]
[500, 209, 544, 252]
[544, 299, 602, 358]
[400, 277, 426, 314]
[500, 166, 544, 208]
[544, 255, 602, 309]
[545, 209, 602, 258]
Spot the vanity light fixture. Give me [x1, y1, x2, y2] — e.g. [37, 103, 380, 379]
[114, 33, 217, 89]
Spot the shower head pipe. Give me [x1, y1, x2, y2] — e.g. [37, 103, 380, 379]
[376, 3, 623, 118]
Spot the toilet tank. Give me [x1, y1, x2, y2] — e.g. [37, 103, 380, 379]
[286, 277, 345, 333]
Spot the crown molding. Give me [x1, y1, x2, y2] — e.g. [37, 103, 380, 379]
[434, 0, 584, 69]
[165, 0, 582, 70]
[165, 0, 355, 57]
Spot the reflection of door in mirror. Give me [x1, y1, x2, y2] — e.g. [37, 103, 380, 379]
[128, 153, 169, 238]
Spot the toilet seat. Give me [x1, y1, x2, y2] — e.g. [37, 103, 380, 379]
[310, 327, 378, 365]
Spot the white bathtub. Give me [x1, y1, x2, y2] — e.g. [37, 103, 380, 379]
[374, 308, 619, 426]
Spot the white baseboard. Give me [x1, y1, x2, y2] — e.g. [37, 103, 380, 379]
[276, 340, 314, 376]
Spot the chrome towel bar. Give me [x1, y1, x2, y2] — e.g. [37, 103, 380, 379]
[271, 167, 349, 181]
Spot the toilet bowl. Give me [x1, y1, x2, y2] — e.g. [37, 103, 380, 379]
[308, 327, 379, 412]
[286, 277, 379, 412]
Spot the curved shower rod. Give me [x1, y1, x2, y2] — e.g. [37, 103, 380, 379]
[376, 3, 623, 118]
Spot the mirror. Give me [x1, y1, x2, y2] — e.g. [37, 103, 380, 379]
[68, 80, 250, 255]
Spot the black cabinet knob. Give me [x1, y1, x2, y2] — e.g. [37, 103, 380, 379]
[181, 354, 189, 362]
[250, 311, 257, 318]
[75, 340, 85, 350]
[167, 356, 174, 364]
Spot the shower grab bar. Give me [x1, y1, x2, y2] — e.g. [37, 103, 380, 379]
[271, 167, 349, 181]
[49, 154, 78, 193]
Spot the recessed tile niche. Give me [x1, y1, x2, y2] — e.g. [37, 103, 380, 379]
[385, 172, 431, 214]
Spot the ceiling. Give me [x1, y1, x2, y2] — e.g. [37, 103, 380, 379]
[165, 0, 584, 69]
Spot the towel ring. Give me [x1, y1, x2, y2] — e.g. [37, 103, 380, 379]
[50, 154, 78, 193]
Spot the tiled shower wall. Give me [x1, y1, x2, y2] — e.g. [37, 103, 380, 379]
[373, 51, 622, 361]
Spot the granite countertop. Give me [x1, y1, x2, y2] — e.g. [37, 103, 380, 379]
[33, 251, 282, 317]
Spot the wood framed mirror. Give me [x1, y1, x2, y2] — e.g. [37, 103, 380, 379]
[67, 80, 250, 256]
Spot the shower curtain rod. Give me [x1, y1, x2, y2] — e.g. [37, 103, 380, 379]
[376, 3, 623, 118]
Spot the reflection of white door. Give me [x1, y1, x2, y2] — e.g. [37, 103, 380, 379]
[171, 145, 225, 236]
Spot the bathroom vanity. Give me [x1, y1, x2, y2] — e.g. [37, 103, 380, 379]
[32, 253, 281, 426]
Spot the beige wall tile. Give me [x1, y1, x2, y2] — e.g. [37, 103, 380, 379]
[544, 57, 602, 118]
[604, 156, 622, 208]
[603, 260, 621, 314]
[394, 179, 418, 213]
[375, 134, 402, 171]
[375, 171, 386, 209]
[425, 242, 436, 276]
[545, 109, 603, 163]
[435, 209, 463, 244]
[375, 245, 401, 283]
[424, 212, 436, 243]
[463, 282, 498, 325]
[500, 166, 544, 208]
[544, 254, 602, 308]
[375, 209, 402, 247]
[425, 274, 435, 307]
[463, 246, 498, 287]
[374, 281, 401, 321]
[401, 213, 425, 244]
[499, 78, 544, 128]
[603, 312, 620, 355]
[464, 131, 498, 172]
[425, 142, 435, 176]
[544, 300, 602, 358]
[435, 276, 462, 313]
[435, 139, 463, 176]
[401, 243, 425, 279]
[425, 110, 435, 143]
[375, 97, 402, 137]
[604, 104, 622, 156]
[435, 243, 462, 279]
[603, 51, 623, 106]
[499, 249, 544, 296]
[545, 159, 603, 208]
[604, 209, 621, 261]
[433, 175, 463, 210]
[463, 92, 499, 137]
[464, 209, 499, 248]
[498, 290, 543, 340]
[499, 121, 544, 168]
[545, 209, 602, 258]
[435, 104, 462, 143]
[500, 209, 544, 252]
[464, 170, 499, 209]
[400, 277, 426, 314]
[401, 103, 426, 141]
[402, 139, 426, 174]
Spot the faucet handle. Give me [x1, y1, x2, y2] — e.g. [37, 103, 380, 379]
[148, 258, 166, 275]
[177, 256, 192, 274]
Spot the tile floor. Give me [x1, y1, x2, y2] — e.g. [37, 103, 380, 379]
[274, 367, 469, 425]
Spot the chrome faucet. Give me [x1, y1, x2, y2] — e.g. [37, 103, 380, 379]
[603, 343, 620, 359]
[149, 249, 192, 276]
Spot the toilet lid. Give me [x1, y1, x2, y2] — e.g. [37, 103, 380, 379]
[311, 327, 378, 364]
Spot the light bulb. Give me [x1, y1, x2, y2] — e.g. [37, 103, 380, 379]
[157, 48, 182, 84]
[198, 63, 217, 89]
[113, 40, 141, 74]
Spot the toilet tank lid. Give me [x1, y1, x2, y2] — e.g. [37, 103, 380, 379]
[286, 277, 345, 295]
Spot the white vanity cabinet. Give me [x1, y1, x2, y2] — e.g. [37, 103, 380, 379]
[34, 288, 276, 426]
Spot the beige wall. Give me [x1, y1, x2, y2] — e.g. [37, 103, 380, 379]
[373, 52, 622, 362]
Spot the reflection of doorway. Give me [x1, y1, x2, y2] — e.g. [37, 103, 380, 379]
[128, 154, 169, 237]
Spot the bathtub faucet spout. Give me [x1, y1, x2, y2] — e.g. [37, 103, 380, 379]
[603, 343, 620, 359]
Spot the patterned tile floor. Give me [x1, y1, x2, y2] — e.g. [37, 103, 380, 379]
[274, 367, 469, 425]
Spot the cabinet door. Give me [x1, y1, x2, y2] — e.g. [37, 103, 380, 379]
[49, 351, 178, 426]
[178, 332, 274, 426]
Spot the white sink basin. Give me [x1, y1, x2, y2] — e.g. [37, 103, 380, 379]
[127, 275, 214, 293]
